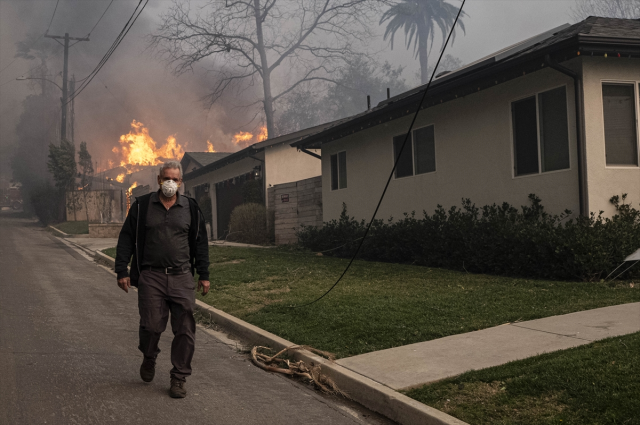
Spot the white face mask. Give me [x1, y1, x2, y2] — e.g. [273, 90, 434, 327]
[161, 180, 179, 197]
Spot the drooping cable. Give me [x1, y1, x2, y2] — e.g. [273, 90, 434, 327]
[66, 0, 148, 104]
[46, 0, 60, 33]
[290, 0, 468, 308]
[86, 0, 115, 37]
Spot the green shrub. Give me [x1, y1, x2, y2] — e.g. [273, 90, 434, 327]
[228, 202, 269, 245]
[30, 182, 63, 225]
[297, 194, 640, 281]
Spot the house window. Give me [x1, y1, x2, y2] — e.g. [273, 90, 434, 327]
[330, 151, 347, 190]
[602, 83, 639, 166]
[393, 125, 436, 178]
[393, 134, 413, 178]
[414, 125, 436, 174]
[512, 86, 570, 176]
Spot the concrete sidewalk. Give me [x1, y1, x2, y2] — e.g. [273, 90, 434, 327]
[70, 237, 118, 253]
[337, 302, 640, 390]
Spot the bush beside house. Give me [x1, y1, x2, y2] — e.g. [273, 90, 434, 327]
[227, 202, 270, 245]
[297, 194, 640, 281]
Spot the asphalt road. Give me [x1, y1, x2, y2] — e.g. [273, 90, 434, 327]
[0, 216, 393, 425]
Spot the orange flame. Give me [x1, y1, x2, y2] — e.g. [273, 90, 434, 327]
[257, 126, 268, 142]
[114, 120, 185, 167]
[232, 126, 268, 148]
[206, 140, 216, 152]
[116, 173, 125, 183]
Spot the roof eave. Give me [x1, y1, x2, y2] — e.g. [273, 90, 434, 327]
[293, 34, 640, 150]
[183, 146, 264, 181]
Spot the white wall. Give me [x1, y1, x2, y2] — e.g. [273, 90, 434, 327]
[582, 57, 640, 216]
[322, 65, 582, 223]
[264, 143, 321, 205]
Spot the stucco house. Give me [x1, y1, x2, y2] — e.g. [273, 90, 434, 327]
[292, 17, 640, 224]
[183, 126, 325, 239]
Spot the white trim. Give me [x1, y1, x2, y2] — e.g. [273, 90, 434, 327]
[330, 151, 348, 191]
[600, 80, 640, 169]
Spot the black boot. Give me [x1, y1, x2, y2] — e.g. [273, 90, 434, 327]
[169, 377, 187, 398]
[140, 357, 156, 383]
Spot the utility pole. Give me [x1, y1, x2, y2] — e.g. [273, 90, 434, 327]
[70, 75, 75, 144]
[45, 32, 89, 142]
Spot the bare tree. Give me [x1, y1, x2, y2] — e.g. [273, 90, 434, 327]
[151, 0, 377, 138]
[571, 0, 640, 21]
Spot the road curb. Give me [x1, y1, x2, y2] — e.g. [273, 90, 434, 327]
[88, 250, 467, 425]
[48, 225, 91, 238]
[192, 301, 468, 425]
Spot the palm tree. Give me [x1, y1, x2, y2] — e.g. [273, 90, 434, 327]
[380, 0, 466, 84]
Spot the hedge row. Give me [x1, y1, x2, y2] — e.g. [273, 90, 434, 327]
[297, 194, 640, 281]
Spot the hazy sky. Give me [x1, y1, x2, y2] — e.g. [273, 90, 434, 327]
[0, 0, 581, 174]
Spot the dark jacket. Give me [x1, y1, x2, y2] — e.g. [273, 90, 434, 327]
[115, 192, 210, 286]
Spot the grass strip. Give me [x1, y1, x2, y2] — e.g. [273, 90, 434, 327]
[404, 332, 640, 425]
[195, 246, 639, 359]
[54, 221, 89, 234]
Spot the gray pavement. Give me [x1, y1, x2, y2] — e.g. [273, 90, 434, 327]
[0, 216, 393, 425]
[68, 236, 118, 253]
[337, 302, 640, 390]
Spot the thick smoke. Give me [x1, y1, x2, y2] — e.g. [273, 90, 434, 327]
[0, 0, 260, 179]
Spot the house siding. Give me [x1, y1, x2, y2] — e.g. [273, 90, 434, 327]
[322, 65, 581, 223]
[582, 57, 640, 216]
[264, 143, 321, 198]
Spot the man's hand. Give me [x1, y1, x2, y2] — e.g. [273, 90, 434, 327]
[117, 277, 131, 293]
[198, 280, 210, 296]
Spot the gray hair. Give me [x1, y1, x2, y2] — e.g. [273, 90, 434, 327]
[159, 160, 183, 178]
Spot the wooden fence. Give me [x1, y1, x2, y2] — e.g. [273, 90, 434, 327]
[268, 176, 322, 245]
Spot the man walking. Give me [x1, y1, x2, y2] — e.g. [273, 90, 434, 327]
[115, 161, 210, 398]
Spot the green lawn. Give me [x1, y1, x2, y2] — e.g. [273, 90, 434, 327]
[192, 246, 639, 359]
[103, 247, 117, 258]
[54, 221, 89, 234]
[405, 332, 640, 425]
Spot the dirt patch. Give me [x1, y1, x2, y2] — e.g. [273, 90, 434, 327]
[213, 259, 246, 265]
[435, 381, 566, 423]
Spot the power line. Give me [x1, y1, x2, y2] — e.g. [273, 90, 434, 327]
[292, 0, 468, 308]
[46, 0, 60, 33]
[66, 0, 148, 105]
[86, 0, 115, 37]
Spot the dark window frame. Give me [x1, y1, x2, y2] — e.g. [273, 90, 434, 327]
[392, 124, 437, 179]
[511, 84, 572, 178]
[602, 81, 640, 168]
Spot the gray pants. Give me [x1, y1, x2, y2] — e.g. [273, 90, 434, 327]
[137, 270, 196, 381]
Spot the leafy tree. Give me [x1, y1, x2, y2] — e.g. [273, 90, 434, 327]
[48, 139, 77, 220]
[380, 0, 466, 84]
[48, 140, 77, 191]
[425, 54, 463, 79]
[78, 142, 94, 191]
[277, 57, 410, 132]
[78, 141, 94, 220]
[571, 0, 640, 20]
[151, 0, 377, 138]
